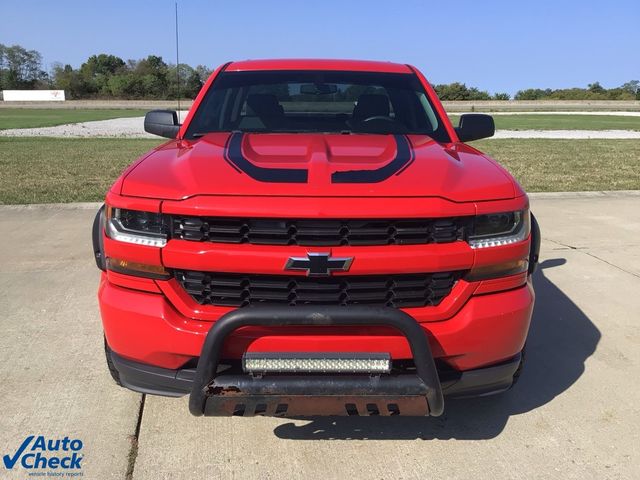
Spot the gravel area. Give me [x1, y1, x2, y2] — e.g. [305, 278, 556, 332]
[458, 111, 640, 116]
[0, 116, 155, 138]
[0, 112, 189, 138]
[492, 129, 640, 139]
[1, 114, 640, 139]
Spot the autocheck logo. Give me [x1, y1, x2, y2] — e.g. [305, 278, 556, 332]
[3, 435, 83, 475]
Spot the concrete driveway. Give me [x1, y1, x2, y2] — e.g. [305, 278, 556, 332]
[0, 192, 638, 479]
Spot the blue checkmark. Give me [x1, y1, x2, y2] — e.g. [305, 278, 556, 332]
[3, 436, 34, 469]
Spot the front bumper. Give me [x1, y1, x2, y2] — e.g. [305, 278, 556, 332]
[100, 262, 534, 416]
[108, 344, 522, 414]
[100, 274, 533, 372]
[102, 278, 532, 416]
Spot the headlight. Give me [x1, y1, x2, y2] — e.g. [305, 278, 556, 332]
[105, 207, 167, 247]
[469, 209, 530, 249]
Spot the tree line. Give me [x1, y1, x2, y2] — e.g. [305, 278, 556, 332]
[513, 81, 639, 100]
[433, 81, 639, 101]
[0, 44, 211, 99]
[1, 44, 638, 101]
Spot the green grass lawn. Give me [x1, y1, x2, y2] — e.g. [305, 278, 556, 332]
[448, 114, 640, 131]
[0, 137, 638, 204]
[0, 109, 148, 130]
[474, 138, 640, 192]
[0, 137, 160, 204]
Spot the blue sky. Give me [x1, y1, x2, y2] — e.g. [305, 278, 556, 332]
[2, 0, 638, 94]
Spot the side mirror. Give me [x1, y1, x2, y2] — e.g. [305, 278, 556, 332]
[455, 114, 495, 142]
[144, 110, 180, 138]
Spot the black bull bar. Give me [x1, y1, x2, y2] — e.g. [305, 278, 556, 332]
[189, 306, 445, 417]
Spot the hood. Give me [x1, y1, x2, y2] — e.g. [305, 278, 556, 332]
[121, 132, 515, 202]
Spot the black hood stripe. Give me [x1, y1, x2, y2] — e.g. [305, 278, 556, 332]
[221, 133, 242, 173]
[331, 134, 413, 184]
[224, 132, 413, 184]
[224, 132, 308, 183]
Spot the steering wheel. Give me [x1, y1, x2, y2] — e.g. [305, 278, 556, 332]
[361, 115, 397, 124]
[351, 115, 408, 134]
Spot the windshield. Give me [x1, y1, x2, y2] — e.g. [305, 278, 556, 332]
[185, 70, 450, 141]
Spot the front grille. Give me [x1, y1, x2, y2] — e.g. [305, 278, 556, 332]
[175, 270, 463, 308]
[170, 217, 470, 246]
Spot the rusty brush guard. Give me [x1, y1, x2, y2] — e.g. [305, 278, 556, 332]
[188, 306, 444, 417]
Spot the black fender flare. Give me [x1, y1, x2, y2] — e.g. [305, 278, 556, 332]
[528, 212, 541, 275]
[92, 204, 106, 271]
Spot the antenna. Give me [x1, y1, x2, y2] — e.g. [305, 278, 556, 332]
[175, 0, 181, 122]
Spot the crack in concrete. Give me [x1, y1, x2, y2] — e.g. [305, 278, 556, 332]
[126, 394, 146, 480]
[546, 238, 640, 279]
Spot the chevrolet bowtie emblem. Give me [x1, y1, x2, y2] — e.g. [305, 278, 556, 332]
[284, 252, 353, 277]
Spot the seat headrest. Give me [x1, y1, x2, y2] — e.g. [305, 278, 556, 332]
[246, 94, 284, 117]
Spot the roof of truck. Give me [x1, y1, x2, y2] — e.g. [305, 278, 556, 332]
[225, 58, 413, 74]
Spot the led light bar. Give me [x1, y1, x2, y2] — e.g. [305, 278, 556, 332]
[243, 353, 391, 374]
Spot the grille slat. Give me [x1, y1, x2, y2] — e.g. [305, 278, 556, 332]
[171, 216, 470, 246]
[175, 271, 462, 308]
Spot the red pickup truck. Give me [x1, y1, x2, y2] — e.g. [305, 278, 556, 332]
[93, 59, 539, 417]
